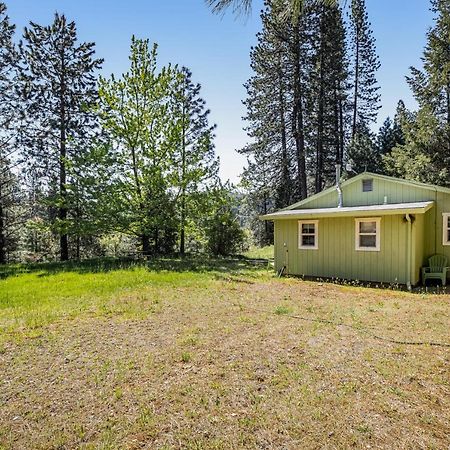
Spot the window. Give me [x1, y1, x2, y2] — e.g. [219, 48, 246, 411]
[443, 213, 450, 245]
[362, 179, 373, 192]
[355, 218, 381, 251]
[298, 220, 318, 250]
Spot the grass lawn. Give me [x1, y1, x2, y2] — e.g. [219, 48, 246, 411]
[0, 257, 449, 449]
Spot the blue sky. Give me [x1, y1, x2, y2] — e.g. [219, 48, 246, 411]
[8, 0, 434, 182]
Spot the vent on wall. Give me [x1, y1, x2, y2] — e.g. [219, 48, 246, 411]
[362, 179, 373, 192]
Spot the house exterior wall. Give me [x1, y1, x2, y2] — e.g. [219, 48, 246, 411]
[274, 215, 411, 284]
[282, 174, 450, 283]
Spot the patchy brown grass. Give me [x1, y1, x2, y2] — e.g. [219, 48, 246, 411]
[0, 272, 449, 449]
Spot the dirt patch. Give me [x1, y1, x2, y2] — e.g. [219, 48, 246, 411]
[1, 278, 449, 449]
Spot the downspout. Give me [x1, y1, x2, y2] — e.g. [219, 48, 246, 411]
[336, 164, 343, 208]
[405, 214, 412, 291]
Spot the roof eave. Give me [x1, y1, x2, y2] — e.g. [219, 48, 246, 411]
[260, 202, 434, 221]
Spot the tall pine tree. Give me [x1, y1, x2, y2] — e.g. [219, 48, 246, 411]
[170, 67, 218, 255]
[19, 13, 103, 261]
[348, 0, 380, 138]
[0, 2, 20, 264]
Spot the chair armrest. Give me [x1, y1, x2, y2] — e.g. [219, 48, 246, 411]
[422, 267, 430, 273]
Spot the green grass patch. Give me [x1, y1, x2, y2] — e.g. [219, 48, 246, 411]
[243, 245, 274, 260]
[0, 256, 268, 340]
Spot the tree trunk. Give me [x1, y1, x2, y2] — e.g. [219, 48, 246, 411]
[153, 227, 159, 255]
[0, 193, 5, 265]
[339, 96, 345, 165]
[334, 86, 341, 166]
[315, 10, 325, 194]
[179, 93, 187, 255]
[180, 191, 186, 255]
[278, 67, 290, 207]
[59, 41, 69, 261]
[142, 234, 151, 257]
[292, 24, 308, 200]
[76, 236, 80, 259]
[352, 28, 360, 139]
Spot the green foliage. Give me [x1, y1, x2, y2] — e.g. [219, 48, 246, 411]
[0, 2, 21, 264]
[205, 186, 246, 256]
[96, 38, 221, 256]
[19, 12, 103, 260]
[240, 0, 351, 243]
[347, 125, 379, 173]
[349, 0, 381, 135]
[384, 1, 450, 185]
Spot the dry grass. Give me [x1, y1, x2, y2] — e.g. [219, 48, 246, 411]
[0, 264, 449, 449]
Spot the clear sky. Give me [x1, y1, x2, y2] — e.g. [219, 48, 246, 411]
[8, 0, 434, 183]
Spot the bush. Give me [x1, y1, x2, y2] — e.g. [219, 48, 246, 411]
[206, 211, 246, 256]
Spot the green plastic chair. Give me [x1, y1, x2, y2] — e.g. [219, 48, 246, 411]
[422, 254, 448, 286]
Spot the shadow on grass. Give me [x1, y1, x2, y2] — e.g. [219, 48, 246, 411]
[0, 255, 270, 281]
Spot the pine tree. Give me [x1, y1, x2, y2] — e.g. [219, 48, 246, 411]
[377, 101, 405, 157]
[308, 2, 348, 192]
[384, 1, 450, 185]
[170, 67, 218, 254]
[19, 13, 103, 261]
[348, 0, 380, 138]
[0, 2, 20, 264]
[347, 123, 379, 173]
[240, 0, 314, 210]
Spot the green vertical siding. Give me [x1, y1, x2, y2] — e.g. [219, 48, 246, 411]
[274, 215, 414, 284]
[304, 177, 438, 209]
[273, 174, 450, 284]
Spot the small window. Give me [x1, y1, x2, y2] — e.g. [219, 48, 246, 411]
[355, 218, 380, 251]
[443, 213, 450, 245]
[362, 179, 373, 192]
[298, 220, 318, 250]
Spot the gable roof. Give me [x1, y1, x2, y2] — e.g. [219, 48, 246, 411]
[283, 172, 450, 211]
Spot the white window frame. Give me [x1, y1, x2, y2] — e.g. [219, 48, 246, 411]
[298, 220, 319, 250]
[443, 213, 450, 245]
[355, 217, 381, 252]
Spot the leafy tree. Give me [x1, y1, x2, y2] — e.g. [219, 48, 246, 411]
[19, 13, 103, 261]
[97, 38, 180, 256]
[170, 67, 219, 254]
[205, 184, 246, 256]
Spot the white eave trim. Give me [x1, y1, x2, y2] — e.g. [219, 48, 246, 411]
[260, 201, 434, 221]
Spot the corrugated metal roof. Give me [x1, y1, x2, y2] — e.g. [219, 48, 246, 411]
[260, 201, 434, 220]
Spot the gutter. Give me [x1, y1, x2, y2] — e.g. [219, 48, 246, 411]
[405, 214, 412, 291]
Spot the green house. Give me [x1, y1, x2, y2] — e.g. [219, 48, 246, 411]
[261, 172, 450, 288]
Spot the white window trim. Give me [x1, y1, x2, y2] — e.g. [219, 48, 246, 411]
[442, 213, 450, 245]
[298, 220, 319, 250]
[355, 217, 381, 252]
